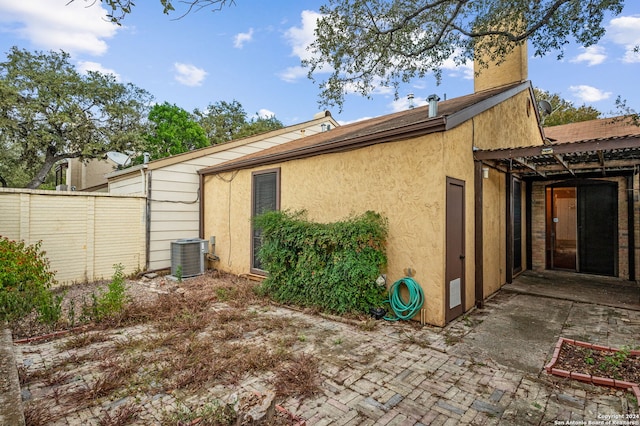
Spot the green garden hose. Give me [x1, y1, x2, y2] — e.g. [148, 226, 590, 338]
[384, 277, 424, 321]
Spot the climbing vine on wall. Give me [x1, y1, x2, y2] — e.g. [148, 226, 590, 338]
[254, 210, 388, 314]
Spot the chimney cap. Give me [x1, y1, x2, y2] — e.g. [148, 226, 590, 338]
[427, 94, 440, 102]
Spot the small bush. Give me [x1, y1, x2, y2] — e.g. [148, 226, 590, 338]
[81, 264, 129, 322]
[254, 210, 388, 314]
[0, 236, 61, 323]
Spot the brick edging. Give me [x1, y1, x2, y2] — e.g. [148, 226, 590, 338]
[545, 337, 640, 407]
[0, 327, 25, 426]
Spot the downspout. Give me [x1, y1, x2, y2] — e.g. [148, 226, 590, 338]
[145, 170, 152, 271]
[627, 173, 635, 281]
[199, 173, 205, 239]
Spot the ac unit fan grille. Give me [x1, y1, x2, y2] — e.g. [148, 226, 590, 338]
[171, 239, 206, 278]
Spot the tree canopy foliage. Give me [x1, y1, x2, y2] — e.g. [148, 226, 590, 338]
[80, 1, 627, 111]
[534, 88, 602, 127]
[79, 0, 235, 23]
[193, 100, 283, 145]
[0, 47, 152, 188]
[139, 102, 209, 162]
[307, 0, 626, 110]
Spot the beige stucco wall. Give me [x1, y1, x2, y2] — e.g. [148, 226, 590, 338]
[474, 42, 528, 93]
[482, 171, 507, 295]
[204, 128, 475, 326]
[472, 90, 542, 150]
[0, 188, 146, 285]
[203, 90, 542, 325]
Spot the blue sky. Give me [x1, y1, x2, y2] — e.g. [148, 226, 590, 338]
[0, 1, 638, 126]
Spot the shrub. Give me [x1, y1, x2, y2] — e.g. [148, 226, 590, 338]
[81, 264, 129, 322]
[254, 210, 388, 314]
[0, 236, 61, 323]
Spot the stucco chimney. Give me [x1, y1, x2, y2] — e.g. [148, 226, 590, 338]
[473, 19, 528, 93]
[474, 42, 528, 92]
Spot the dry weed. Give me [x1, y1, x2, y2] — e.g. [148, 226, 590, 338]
[58, 331, 111, 350]
[272, 353, 322, 399]
[98, 402, 140, 426]
[18, 271, 324, 423]
[24, 400, 57, 426]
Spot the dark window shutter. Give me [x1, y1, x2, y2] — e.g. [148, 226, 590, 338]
[252, 170, 279, 272]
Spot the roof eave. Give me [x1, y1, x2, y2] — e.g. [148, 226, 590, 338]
[445, 81, 532, 130]
[199, 117, 447, 175]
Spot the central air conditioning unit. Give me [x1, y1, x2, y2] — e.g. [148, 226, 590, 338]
[170, 238, 208, 278]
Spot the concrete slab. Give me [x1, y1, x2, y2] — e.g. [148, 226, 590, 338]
[451, 292, 573, 373]
[504, 270, 640, 311]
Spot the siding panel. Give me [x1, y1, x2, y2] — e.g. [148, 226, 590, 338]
[0, 188, 145, 285]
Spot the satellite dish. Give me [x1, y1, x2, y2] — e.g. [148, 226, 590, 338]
[106, 151, 132, 167]
[538, 100, 553, 116]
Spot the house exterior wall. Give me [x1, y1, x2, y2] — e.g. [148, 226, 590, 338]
[0, 188, 145, 285]
[203, 90, 543, 325]
[530, 176, 633, 280]
[65, 158, 116, 191]
[478, 90, 540, 294]
[482, 171, 507, 295]
[108, 120, 337, 271]
[108, 171, 146, 195]
[204, 131, 470, 326]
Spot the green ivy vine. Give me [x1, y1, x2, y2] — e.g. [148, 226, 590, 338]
[254, 210, 388, 315]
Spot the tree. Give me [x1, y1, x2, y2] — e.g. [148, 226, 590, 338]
[72, 0, 235, 23]
[534, 88, 601, 127]
[77, 1, 629, 110]
[0, 47, 152, 188]
[140, 102, 209, 162]
[306, 0, 626, 110]
[193, 100, 283, 145]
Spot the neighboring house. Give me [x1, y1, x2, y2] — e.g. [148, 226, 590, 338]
[477, 115, 640, 280]
[55, 157, 116, 192]
[198, 44, 547, 326]
[106, 112, 339, 271]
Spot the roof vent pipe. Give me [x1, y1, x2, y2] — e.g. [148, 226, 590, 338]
[428, 94, 440, 118]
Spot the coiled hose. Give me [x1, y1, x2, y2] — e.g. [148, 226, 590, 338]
[384, 277, 424, 321]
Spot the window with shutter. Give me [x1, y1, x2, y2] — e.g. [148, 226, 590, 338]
[251, 169, 280, 273]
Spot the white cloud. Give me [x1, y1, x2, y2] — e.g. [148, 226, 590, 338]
[233, 28, 254, 49]
[570, 46, 607, 66]
[336, 116, 375, 126]
[173, 63, 207, 87]
[76, 61, 121, 81]
[389, 95, 428, 113]
[0, 0, 118, 56]
[257, 109, 276, 119]
[607, 15, 640, 63]
[441, 52, 474, 79]
[568, 85, 612, 103]
[284, 10, 322, 62]
[279, 65, 308, 83]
